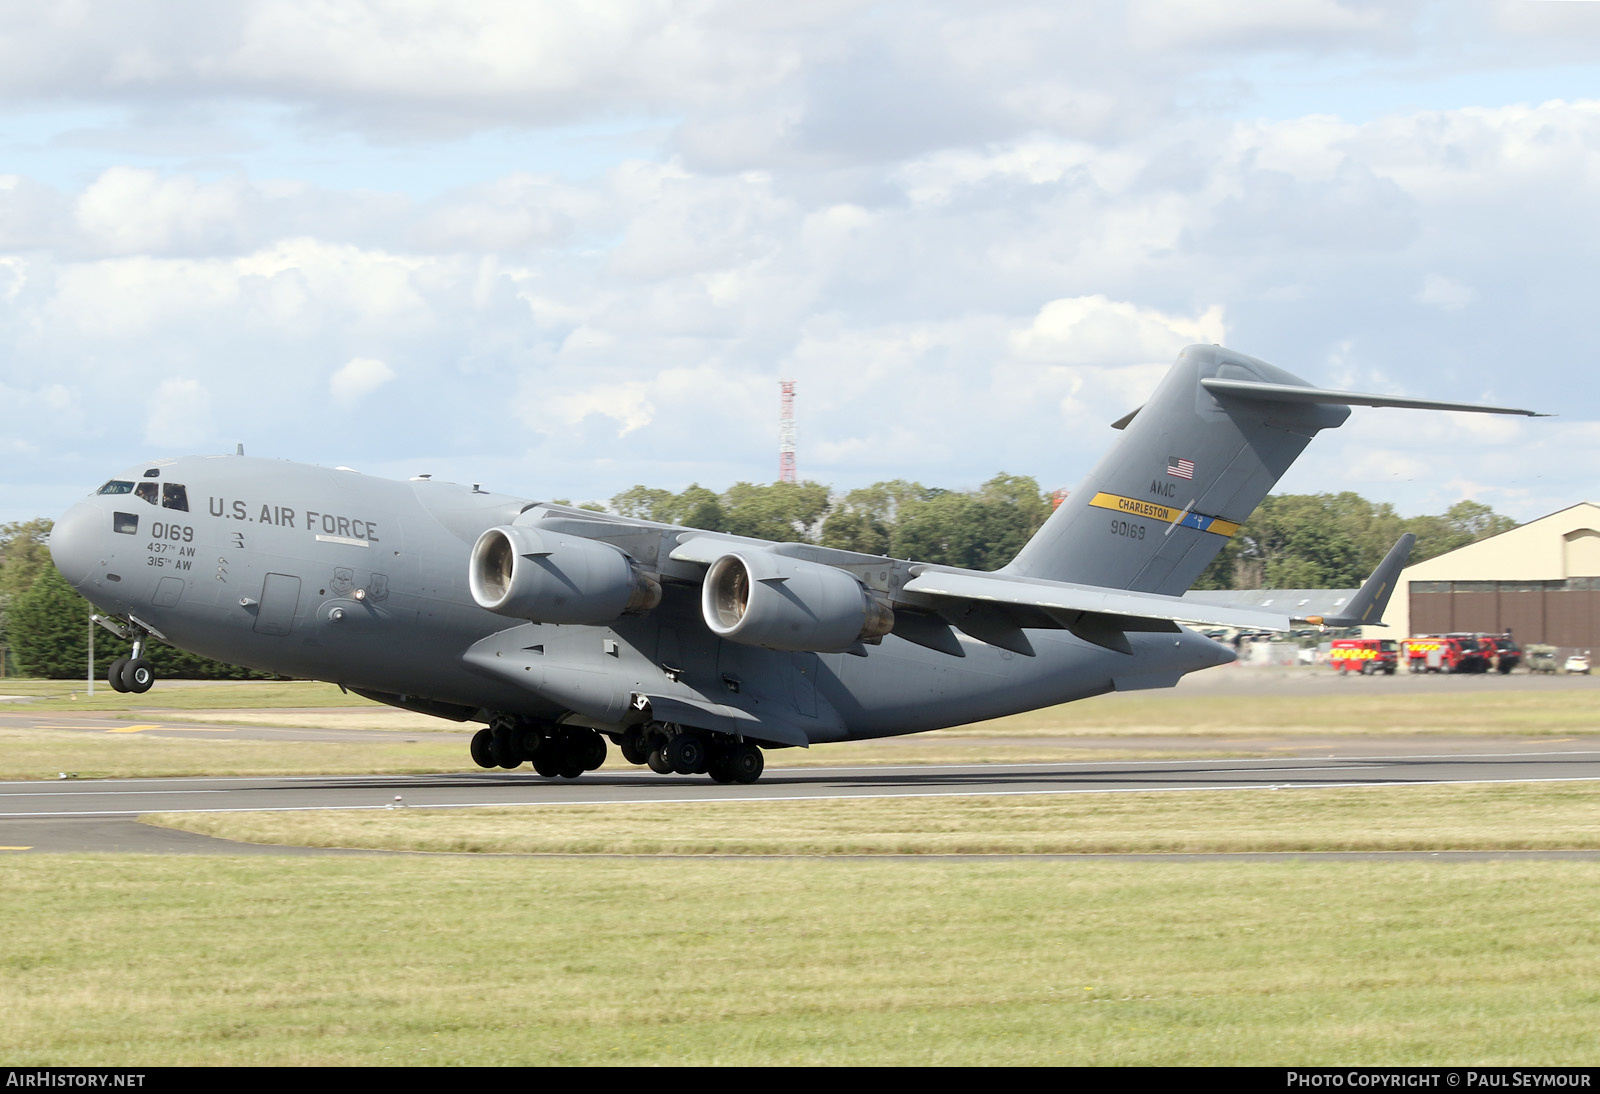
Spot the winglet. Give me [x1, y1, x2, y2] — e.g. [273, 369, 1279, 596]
[1298, 533, 1415, 627]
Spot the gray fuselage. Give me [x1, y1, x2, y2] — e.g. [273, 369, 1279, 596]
[50, 455, 1232, 745]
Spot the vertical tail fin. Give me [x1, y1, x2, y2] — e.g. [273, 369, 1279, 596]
[1315, 532, 1415, 627]
[1005, 345, 1538, 596]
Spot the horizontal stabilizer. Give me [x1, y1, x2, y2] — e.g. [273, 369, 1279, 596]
[1007, 345, 1542, 597]
[1200, 378, 1544, 417]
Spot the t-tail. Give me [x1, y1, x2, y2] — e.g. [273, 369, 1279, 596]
[1004, 344, 1541, 596]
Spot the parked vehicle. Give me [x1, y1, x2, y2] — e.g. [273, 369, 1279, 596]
[1330, 638, 1399, 675]
[1438, 632, 1522, 673]
[1526, 644, 1560, 674]
[1489, 635, 1523, 673]
[1403, 636, 1489, 673]
[1565, 653, 1591, 675]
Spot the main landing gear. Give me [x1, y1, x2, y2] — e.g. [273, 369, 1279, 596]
[470, 717, 765, 783]
[622, 721, 764, 784]
[469, 717, 607, 779]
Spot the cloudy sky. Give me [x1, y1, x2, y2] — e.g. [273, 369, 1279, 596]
[4, 1, 1599, 526]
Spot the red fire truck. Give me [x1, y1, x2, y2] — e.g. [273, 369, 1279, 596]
[1330, 638, 1399, 675]
[1403, 636, 1490, 674]
[1446, 633, 1523, 673]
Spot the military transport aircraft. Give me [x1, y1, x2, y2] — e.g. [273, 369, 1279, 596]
[48, 345, 1540, 783]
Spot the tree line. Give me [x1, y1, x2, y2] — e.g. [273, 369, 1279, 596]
[0, 518, 270, 681]
[609, 477, 1517, 588]
[0, 486, 1518, 678]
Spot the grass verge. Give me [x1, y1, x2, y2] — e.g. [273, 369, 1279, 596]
[144, 779, 1600, 856]
[2, 856, 1597, 1065]
[2, 679, 371, 712]
[6, 678, 1598, 735]
[948, 687, 1600, 737]
[0, 726, 470, 780]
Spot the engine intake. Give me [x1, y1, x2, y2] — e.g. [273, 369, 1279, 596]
[470, 526, 660, 624]
[702, 550, 893, 652]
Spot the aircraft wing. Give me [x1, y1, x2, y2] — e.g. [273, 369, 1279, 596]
[664, 528, 1413, 656]
[900, 569, 1292, 631]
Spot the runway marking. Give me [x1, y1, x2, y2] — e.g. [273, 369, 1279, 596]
[0, 845, 32, 850]
[106, 724, 164, 733]
[8, 773, 1600, 819]
[1, 788, 234, 798]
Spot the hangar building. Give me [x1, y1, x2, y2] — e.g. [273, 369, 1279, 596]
[1368, 502, 1600, 652]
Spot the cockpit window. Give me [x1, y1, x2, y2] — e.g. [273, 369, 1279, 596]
[97, 480, 134, 495]
[134, 482, 159, 506]
[113, 512, 138, 535]
[143, 468, 160, 478]
[162, 483, 189, 512]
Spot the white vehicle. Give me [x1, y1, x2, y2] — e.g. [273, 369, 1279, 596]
[1564, 654, 1591, 675]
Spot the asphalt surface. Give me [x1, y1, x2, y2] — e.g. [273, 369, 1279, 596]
[4, 745, 1600, 855]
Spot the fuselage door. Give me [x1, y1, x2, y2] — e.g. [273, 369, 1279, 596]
[254, 573, 302, 636]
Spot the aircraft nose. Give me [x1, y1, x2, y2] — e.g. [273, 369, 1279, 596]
[49, 501, 103, 588]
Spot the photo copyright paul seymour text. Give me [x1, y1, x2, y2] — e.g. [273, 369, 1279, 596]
[1288, 1075, 1592, 1089]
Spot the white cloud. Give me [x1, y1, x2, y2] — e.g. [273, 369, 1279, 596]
[142, 378, 213, 448]
[1010, 295, 1227, 366]
[75, 167, 245, 255]
[5, 7, 1600, 528]
[1416, 274, 1475, 311]
[543, 381, 656, 436]
[1128, 0, 1398, 52]
[329, 357, 396, 404]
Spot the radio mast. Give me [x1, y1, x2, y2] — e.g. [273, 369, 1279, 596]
[778, 380, 797, 483]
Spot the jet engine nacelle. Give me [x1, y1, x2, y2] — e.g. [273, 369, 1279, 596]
[702, 550, 893, 652]
[469, 526, 660, 624]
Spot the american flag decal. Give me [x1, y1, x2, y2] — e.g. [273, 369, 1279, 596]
[1167, 456, 1195, 480]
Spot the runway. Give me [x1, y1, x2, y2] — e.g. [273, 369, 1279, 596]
[4, 744, 1600, 854]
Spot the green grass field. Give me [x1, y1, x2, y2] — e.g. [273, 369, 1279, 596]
[7, 676, 1600, 1065]
[2, 856, 1597, 1065]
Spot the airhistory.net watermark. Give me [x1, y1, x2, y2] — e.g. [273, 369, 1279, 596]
[4, 1074, 145, 1088]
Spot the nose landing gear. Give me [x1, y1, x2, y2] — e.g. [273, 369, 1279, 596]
[97, 615, 159, 695]
[106, 656, 155, 694]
